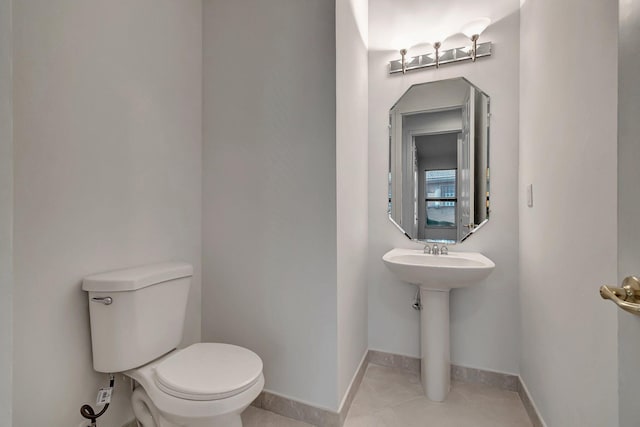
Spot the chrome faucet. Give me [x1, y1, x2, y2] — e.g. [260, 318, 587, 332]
[424, 244, 448, 255]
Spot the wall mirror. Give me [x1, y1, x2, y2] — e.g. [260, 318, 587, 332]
[388, 77, 490, 243]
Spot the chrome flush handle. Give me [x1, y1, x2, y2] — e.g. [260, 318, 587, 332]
[91, 296, 113, 305]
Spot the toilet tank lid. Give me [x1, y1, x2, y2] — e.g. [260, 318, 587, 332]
[82, 262, 193, 292]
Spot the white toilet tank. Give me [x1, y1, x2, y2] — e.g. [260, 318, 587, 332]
[82, 262, 193, 373]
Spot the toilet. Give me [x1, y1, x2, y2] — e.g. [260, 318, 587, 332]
[82, 262, 264, 427]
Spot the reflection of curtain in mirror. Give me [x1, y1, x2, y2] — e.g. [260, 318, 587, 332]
[458, 89, 472, 242]
[401, 114, 415, 234]
[412, 142, 418, 237]
[390, 111, 403, 227]
[469, 87, 476, 228]
[474, 93, 489, 225]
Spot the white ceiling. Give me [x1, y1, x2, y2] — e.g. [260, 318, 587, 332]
[368, 0, 520, 51]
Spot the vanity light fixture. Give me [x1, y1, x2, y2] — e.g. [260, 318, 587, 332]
[390, 17, 492, 75]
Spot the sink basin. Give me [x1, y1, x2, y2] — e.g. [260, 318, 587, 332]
[382, 247, 495, 402]
[382, 248, 495, 291]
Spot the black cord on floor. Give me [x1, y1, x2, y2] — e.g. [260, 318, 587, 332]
[80, 374, 115, 427]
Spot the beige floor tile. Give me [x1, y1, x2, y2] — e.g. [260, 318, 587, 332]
[241, 406, 314, 427]
[241, 364, 532, 427]
[350, 364, 424, 413]
[343, 409, 388, 427]
[344, 365, 532, 427]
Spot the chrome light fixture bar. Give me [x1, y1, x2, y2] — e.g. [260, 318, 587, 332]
[389, 41, 492, 75]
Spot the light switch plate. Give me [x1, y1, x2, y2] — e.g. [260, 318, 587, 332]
[526, 184, 533, 207]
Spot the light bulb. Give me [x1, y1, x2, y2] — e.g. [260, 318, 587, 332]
[460, 17, 491, 39]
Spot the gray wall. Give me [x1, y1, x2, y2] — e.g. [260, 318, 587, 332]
[618, 0, 640, 425]
[336, 0, 369, 406]
[0, 0, 12, 424]
[202, 0, 340, 410]
[12, 1, 203, 425]
[519, 0, 618, 425]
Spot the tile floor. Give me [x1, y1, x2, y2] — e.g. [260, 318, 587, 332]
[242, 406, 314, 427]
[243, 363, 532, 427]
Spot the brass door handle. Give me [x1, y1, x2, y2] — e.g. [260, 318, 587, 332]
[600, 276, 640, 315]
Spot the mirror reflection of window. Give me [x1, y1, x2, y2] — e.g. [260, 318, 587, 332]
[425, 169, 457, 228]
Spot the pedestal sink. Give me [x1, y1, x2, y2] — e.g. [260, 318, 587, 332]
[382, 248, 495, 402]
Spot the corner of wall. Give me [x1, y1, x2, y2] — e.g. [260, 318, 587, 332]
[0, 0, 13, 424]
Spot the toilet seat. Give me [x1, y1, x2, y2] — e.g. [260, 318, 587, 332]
[154, 343, 263, 401]
[126, 344, 265, 422]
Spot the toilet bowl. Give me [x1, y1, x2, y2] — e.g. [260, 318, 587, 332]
[82, 263, 264, 427]
[127, 343, 264, 427]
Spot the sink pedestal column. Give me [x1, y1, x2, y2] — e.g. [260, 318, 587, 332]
[419, 288, 450, 402]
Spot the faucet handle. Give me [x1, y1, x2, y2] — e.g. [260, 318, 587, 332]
[432, 243, 439, 255]
[423, 245, 431, 254]
[441, 245, 448, 255]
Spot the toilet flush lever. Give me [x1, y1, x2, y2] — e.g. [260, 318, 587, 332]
[91, 296, 113, 305]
